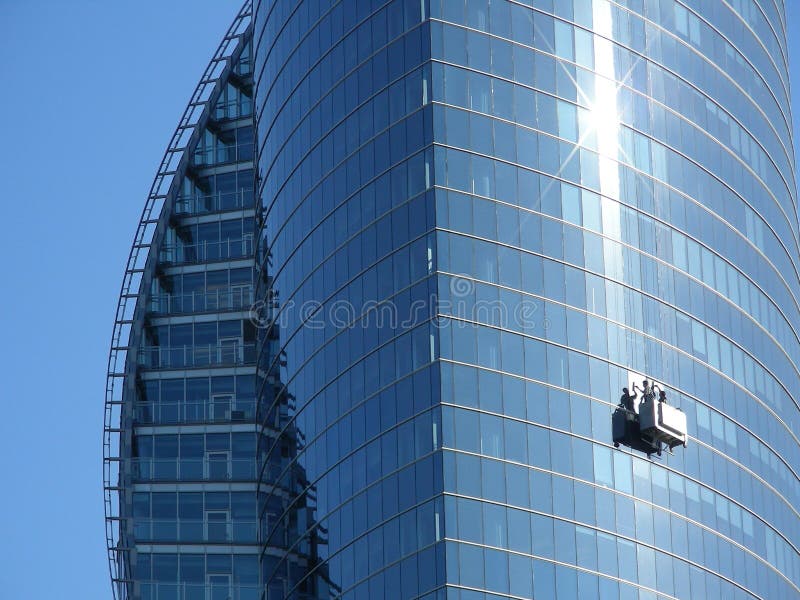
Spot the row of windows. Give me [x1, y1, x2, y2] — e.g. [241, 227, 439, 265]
[136, 375, 256, 425]
[255, 151, 792, 468]
[444, 540, 766, 600]
[178, 167, 255, 216]
[430, 0, 795, 197]
[169, 217, 256, 248]
[261, 380, 441, 522]
[262, 194, 435, 361]
[125, 30, 263, 600]
[443, 470, 794, 596]
[144, 319, 256, 348]
[436, 198, 798, 423]
[434, 144, 800, 399]
[150, 266, 254, 314]
[283, 541, 444, 600]
[133, 491, 258, 519]
[140, 375, 255, 404]
[441, 359, 796, 521]
[214, 80, 254, 122]
[258, 255, 800, 564]
[433, 55, 794, 279]
[433, 113, 797, 358]
[135, 553, 258, 584]
[258, 342, 800, 596]
[258, 255, 791, 556]
[261, 62, 430, 231]
[263, 139, 432, 288]
[264, 481, 444, 600]
[692, 0, 790, 88]
[434, 8, 793, 205]
[194, 124, 254, 166]
[131, 490, 260, 544]
[258, 16, 800, 326]
[154, 267, 253, 296]
[432, 2, 789, 182]
[255, 0, 426, 158]
[426, 202, 800, 469]
[261, 99, 432, 267]
[437, 314, 800, 536]
[433, 189, 800, 433]
[161, 220, 256, 266]
[134, 397, 257, 426]
[656, 0, 789, 125]
[442, 415, 798, 589]
[134, 432, 257, 459]
[433, 57, 799, 304]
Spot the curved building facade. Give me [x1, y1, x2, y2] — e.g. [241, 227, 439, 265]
[104, 5, 266, 599]
[253, 1, 800, 599]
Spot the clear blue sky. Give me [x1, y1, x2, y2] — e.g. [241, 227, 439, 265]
[0, 2, 797, 599]
[0, 2, 241, 598]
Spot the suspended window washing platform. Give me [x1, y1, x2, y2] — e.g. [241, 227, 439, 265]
[612, 378, 688, 457]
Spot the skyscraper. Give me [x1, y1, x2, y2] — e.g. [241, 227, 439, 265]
[104, 5, 264, 599]
[253, 2, 800, 600]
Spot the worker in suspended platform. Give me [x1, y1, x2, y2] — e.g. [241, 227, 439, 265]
[619, 387, 637, 413]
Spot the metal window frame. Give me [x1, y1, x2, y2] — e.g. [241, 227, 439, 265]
[103, 3, 253, 598]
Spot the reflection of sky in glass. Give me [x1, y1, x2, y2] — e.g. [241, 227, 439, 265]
[590, 1, 624, 285]
[591, 0, 620, 198]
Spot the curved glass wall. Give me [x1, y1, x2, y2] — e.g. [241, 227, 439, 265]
[253, 0, 800, 599]
[254, 0, 441, 597]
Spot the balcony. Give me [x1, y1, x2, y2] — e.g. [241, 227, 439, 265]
[133, 518, 258, 544]
[131, 457, 257, 482]
[150, 287, 254, 315]
[175, 189, 254, 216]
[159, 236, 253, 265]
[139, 582, 259, 600]
[134, 399, 257, 425]
[137, 342, 256, 369]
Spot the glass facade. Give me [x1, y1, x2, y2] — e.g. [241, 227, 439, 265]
[253, 1, 800, 600]
[105, 7, 267, 599]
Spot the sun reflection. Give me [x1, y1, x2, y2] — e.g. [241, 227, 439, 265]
[590, 0, 623, 270]
[591, 30, 621, 202]
[592, 77, 621, 199]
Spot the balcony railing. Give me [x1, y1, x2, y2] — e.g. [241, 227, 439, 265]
[139, 582, 260, 600]
[175, 189, 254, 216]
[133, 518, 258, 543]
[160, 236, 253, 265]
[134, 399, 257, 425]
[150, 287, 254, 315]
[137, 343, 255, 369]
[131, 457, 257, 482]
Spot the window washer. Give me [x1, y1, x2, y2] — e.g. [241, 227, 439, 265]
[619, 387, 637, 412]
[637, 379, 656, 406]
